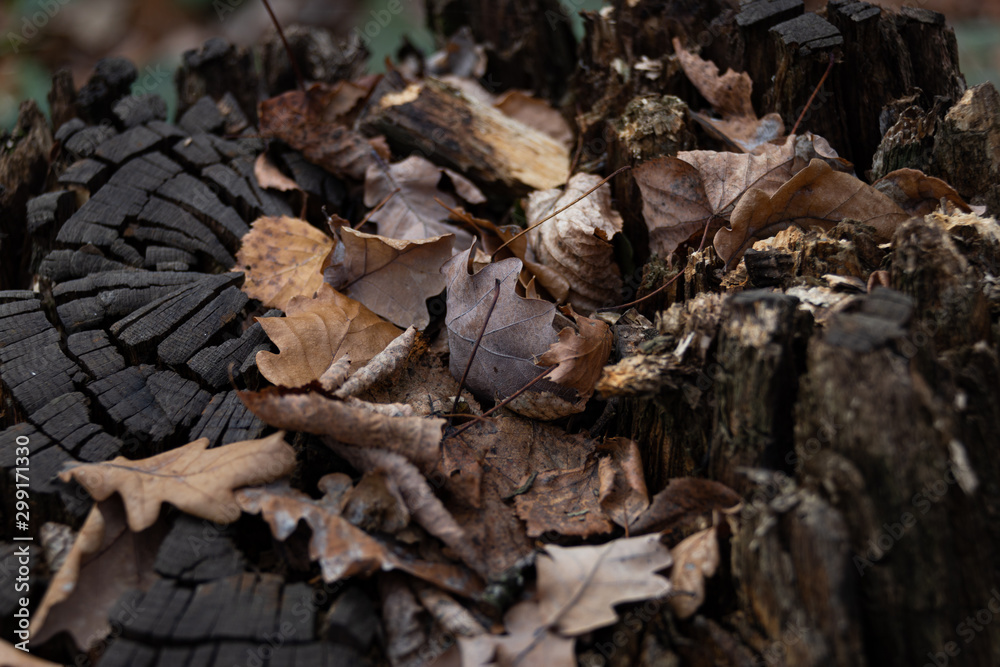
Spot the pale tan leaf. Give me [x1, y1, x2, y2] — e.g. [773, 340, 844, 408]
[253, 153, 301, 192]
[256, 284, 402, 387]
[0, 639, 62, 666]
[235, 216, 334, 311]
[537, 534, 672, 635]
[714, 158, 910, 268]
[669, 526, 720, 619]
[525, 173, 625, 310]
[58, 432, 296, 531]
[457, 600, 576, 667]
[324, 227, 453, 328]
[31, 497, 164, 650]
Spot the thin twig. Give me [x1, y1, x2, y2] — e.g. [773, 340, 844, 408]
[261, 0, 305, 92]
[491, 165, 631, 259]
[599, 269, 685, 311]
[790, 52, 835, 136]
[448, 365, 555, 438]
[354, 188, 399, 229]
[451, 279, 502, 417]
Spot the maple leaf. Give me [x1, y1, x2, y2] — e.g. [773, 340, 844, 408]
[256, 283, 402, 387]
[672, 37, 784, 153]
[633, 135, 848, 257]
[58, 432, 297, 531]
[235, 215, 334, 311]
[323, 227, 453, 328]
[259, 81, 389, 180]
[525, 173, 625, 311]
[536, 310, 613, 405]
[537, 534, 672, 635]
[714, 158, 911, 268]
[669, 526, 722, 620]
[872, 168, 971, 216]
[237, 477, 482, 597]
[441, 244, 564, 405]
[364, 155, 483, 246]
[31, 497, 164, 650]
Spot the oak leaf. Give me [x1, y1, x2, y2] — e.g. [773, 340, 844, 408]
[714, 158, 910, 267]
[537, 534, 672, 635]
[672, 37, 784, 153]
[236, 216, 334, 311]
[456, 601, 576, 667]
[58, 432, 296, 531]
[237, 477, 482, 596]
[669, 526, 720, 619]
[323, 227, 453, 328]
[31, 497, 164, 650]
[536, 311, 613, 405]
[525, 173, 625, 311]
[364, 155, 482, 246]
[256, 284, 402, 387]
[259, 82, 389, 180]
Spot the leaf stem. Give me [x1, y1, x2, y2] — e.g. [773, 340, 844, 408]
[451, 279, 502, 417]
[790, 52, 835, 136]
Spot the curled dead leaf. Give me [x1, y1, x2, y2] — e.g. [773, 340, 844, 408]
[714, 159, 910, 268]
[525, 173, 625, 311]
[669, 526, 721, 619]
[873, 168, 971, 216]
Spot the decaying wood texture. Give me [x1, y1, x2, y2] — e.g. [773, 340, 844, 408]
[1, 2, 999, 666]
[359, 75, 570, 195]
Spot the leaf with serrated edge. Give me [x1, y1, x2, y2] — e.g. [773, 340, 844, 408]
[58, 432, 296, 531]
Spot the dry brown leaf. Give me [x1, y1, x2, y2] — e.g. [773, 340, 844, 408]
[0, 639, 61, 667]
[634, 135, 850, 257]
[253, 153, 301, 192]
[457, 600, 577, 667]
[58, 432, 296, 531]
[256, 284, 402, 386]
[715, 158, 910, 268]
[334, 326, 419, 399]
[631, 477, 741, 542]
[669, 526, 720, 619]
[672, 37, 784, 153]
[364, 155, 481, 246]
[537, 311, 612, 404]
[323, 227, 453, 328]
[537, 534, 672, 635]
[259, 82, 389, 180]
[237, 478, 482, 597]
[525, 173, 625, 311]
[239, 387, 444, 471]
[441, 245, 567, 406]
[514, 438, 646, 538]
[495, 90, 574, 148]
[341, 469, 410, 534]
[31, 497, 164, 650]
[873, 168, 972, 216]
[235, 216, 334, 311]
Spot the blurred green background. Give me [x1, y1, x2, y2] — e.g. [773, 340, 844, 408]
[0, 0, 997, 130]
